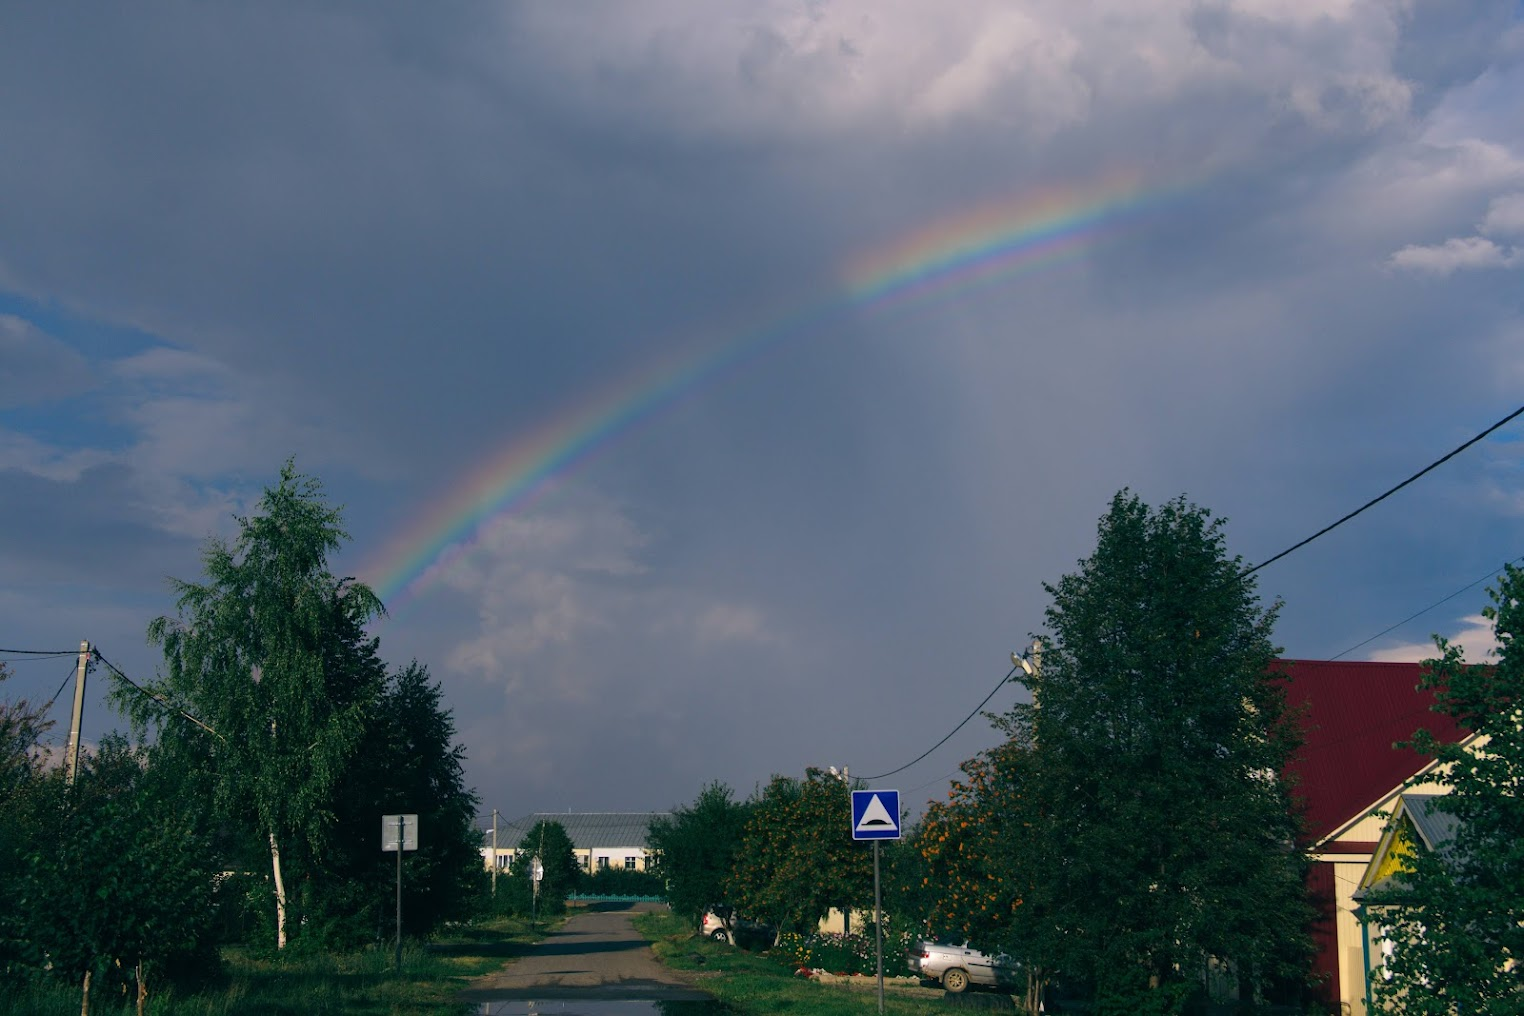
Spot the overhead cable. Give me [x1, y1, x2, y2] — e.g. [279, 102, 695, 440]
[90, 647, 224, 742]
[860, 406, 1524, 788]
[1244, 402, 1524, 577]
[858, 661, 1019, 781]
[1330, 555, 1524, 662]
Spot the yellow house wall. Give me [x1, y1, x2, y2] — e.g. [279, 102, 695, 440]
[1332, 862, 1370, 1016]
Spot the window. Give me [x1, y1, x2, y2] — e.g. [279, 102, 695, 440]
[580, 855, 590, 870]
[597, 856, 610, 870]
[624, 856, 637, 870]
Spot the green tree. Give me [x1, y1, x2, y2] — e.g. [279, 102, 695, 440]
[0, 661, 54, 973]
[135, 461, 388, 949]
[20, 737, 219, 1007]
[917, 740, 1033, 947]
[648, 782, 751, 930]
[1366, 565, 1524, 1014]
[517, 819, 581, 917]
[1009, 492, 1310, 1015]
[728, 769, 875, 943]
[299, 661, 487, 947]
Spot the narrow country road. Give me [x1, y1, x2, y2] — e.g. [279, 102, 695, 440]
[459, 904, 713, 1003]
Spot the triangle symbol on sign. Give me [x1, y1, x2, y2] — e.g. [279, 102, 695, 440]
[856, 794, 896, 832]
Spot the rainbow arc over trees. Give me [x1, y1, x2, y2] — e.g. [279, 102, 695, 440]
[366, 172, 1159, 606]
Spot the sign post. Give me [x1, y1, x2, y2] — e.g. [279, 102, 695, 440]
[382, 814, 419, 971]
[851, 790, 901, 1016]
[530, 855, 544, 928]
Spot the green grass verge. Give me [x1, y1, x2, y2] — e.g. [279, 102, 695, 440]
[633, 912, 945, 1016]
[0, 916, 551, 1016]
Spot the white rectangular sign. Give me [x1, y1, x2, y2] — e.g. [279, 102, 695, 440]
[382, 814, 419, 852]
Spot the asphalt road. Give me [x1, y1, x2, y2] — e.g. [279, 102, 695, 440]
[459, 904, 714, 1003]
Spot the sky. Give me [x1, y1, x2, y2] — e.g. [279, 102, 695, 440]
[2, 1, 1523, 826]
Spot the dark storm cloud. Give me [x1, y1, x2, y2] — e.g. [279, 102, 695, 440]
[1, 2, 1521, 814]
[0, 463, 195, 584]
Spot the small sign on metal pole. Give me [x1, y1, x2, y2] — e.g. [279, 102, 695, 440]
[382, 814, 419, 971]
[381, 814, 419, 852]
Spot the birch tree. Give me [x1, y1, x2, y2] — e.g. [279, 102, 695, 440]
[140, 461, 386, 949]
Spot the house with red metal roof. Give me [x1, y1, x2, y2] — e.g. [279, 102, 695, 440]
[1274, 659, 1471, 1016]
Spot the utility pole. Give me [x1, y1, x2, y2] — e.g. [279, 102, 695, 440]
[64, 641, 90, 785]
[491, 809, 499, 897]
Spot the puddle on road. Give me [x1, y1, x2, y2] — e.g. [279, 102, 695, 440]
[471, 1002, 733, 1016]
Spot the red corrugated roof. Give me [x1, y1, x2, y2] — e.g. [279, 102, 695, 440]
[1274, 658, 1469, 844]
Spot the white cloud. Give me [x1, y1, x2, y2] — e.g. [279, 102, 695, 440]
[1482, 192, 1524, 236]
[498, 0, 1414, 139]
[0, 314, 94, 408]
[0, 430, 114, 482]
[1388, 235, 1516, 274]
[1368, 614, 1501, 663]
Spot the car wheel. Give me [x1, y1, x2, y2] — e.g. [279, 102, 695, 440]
[943, 968, 970, 994]
[709, 929, 731, 943]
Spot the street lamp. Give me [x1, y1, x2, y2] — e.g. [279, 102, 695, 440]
[1011, 638, 1042, 677]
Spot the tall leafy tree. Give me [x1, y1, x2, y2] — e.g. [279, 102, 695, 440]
[648, 782, 751, 930]
[136, 461, 387, 949]
[300, 661, 487, 946]
[729, 769, 875, 943]
[1367, 566, 1524, 1014]
[1009, 491, 1310, 1015]
[516, 819, 581, 916]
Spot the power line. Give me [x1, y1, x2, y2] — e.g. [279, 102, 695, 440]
[1330, 556, 1523, 662]
[42, 658, 76, 713]
[858, 661, 1020, 782]
[861, 408, 1524, 788]
[90, 647, 224, 742]
[1244, 402, 1524, 577]
[0, 647, 77, 660]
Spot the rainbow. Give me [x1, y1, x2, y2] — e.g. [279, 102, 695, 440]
[365, 172, 1159, 607]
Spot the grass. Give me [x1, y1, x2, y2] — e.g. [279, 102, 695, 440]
[633, 911, 950, 1016]
[0, 915, 551, 1016]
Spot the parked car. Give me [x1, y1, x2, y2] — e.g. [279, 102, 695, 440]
[907, 939, 1019, 993]
[700, 904, 774, 945]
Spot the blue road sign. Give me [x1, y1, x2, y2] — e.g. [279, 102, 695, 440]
[851, 789, 901, 840]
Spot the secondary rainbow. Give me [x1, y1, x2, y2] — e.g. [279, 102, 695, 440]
[367, 172, 1157, 607]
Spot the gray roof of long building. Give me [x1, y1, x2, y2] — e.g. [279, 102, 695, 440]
[495, 812, 669, 850]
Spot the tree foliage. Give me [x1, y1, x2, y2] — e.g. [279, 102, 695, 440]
[917, 739, 1033, 950]
[1367, 565, 1524, 1014]
[0, 715, 219, 1006]
[20, 737, 219, 993]
[130, 461, 481, 949]
[648, 782, 751, 927]
[729, 769, 875, 940]
[1001, 491, 1310, 1015]
[514, 819, 581, 917]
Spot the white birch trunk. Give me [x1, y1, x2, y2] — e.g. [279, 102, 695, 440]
[269, 830, 288, 950]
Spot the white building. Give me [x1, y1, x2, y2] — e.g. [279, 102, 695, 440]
[481, 811, 668, 874]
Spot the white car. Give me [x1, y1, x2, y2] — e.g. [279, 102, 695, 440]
[700, 905, 773, 945]
[907, 939, 1019, 993]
